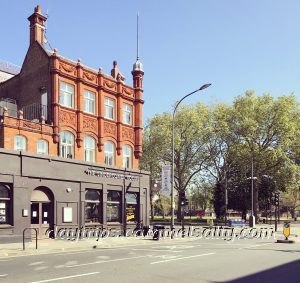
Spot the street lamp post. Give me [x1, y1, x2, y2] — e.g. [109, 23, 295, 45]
[171, 84, 211, 233]
[249, 157, 256, 227]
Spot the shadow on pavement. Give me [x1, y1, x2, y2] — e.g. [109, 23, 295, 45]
[219, 259, 300, 283]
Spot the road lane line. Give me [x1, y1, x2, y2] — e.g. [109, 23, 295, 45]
[242, 243, 274, 249]
[28, 272, 100, 283]
[29, 261, 44, 266]
[150, 252, 216, 264]
[0, 274, 8, 278]
[66, 255, 147, 268]
[132, 249, 180, 252]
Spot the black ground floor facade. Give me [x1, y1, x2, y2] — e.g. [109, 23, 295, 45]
[0, 149, 150, 243]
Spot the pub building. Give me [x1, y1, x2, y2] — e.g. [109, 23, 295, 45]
[0, 6, 150, 242]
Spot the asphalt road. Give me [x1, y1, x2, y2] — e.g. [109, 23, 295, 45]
[1, 237, 300, 283]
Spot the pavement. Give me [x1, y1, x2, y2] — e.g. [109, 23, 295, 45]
[0, 223, 298, 258]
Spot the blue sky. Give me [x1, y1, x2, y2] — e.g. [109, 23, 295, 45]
[1, 0, 300, 122]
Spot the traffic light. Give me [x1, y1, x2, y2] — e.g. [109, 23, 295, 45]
[180, 197, 189, 206]
[274, 192, 280, 206]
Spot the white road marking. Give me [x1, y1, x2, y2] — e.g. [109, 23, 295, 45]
[29, 261, 44, 266]
[242, 243, 274, 249]
[0, 274, 8, 278]
[64, 260, 78, 266]
[150, 252, 216, 264]
[154, 245, 194, 250]
[196, 243, 246, 246]
[149, 255, 179, 260]
[132, 248, 180, 252]
[28, 272, 100, 283]
[0, 259, 12, 262]
[96, 256, 110, 259]
[66, 255, 147, 268]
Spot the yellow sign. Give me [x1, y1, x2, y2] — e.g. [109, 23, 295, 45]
[126, 206, 136, 222]
[283, 222, 290, 239]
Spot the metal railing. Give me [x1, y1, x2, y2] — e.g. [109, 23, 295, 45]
[23, 228, 38, 250]
[22, 103, 48, 121]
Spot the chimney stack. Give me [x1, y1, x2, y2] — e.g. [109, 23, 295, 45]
[27, 5, 47, 46]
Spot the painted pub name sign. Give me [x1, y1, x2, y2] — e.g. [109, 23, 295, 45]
[84, 169, 139, 182]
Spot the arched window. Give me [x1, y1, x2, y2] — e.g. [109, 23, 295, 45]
[104, 141, 115, 166]
[37, 139, 49, 155]
[123, 144, 132, 168]
[84, 136, 96, 162]
[0, 184, 11, 225]
[14, 135, 27, 151]
[60, 131, 74, 159]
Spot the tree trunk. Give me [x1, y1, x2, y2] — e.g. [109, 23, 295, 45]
[150, 193, 154, 221]
[241, 208, 247, 220]
[177, 192, 185, 222]
[291, 207, 295, 219]
[177, 195, 182, 222]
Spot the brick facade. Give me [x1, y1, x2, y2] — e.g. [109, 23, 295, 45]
[0, 5, 144, 170]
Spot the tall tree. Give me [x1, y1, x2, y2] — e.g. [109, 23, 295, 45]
[230, 91, 299, 221]
[140, 103, 211, 221]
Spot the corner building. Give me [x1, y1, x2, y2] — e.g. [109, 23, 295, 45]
[0, 6, 149, 242]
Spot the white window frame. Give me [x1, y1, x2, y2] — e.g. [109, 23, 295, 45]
[60, 131, 74, 159]
[123, 144, 132, 168]
[14, 135, 26, 151]
[84, 136, 96, 162]
[104, 97, 115, 120]
[84, 90, 96, 114]
[123, 103, 133, 125]
[59, 81, 74, 108]
[37, 139, 49, 155]
[104, 141, 115, 166]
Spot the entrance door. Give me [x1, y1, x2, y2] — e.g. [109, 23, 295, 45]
[31, 188, 53, 239]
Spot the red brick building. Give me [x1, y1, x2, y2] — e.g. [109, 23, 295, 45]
[0, 5, 144, 169]
[0, 6, 149, 241]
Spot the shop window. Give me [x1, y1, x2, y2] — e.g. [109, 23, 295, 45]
[122, 144, 132, 168]
[0, 184, 11, 225]
[84, 136, 96, 162]
[59, 81, 74, 108]
[84, 90, 96, 114]
[14, 135, 26, 151]
[37, 139, 49, 155]
[104, 141, 115, 166]
[126, 192, 139, 223]
[123, 103, 132, 125]
[104, 97, 115, 120]
[107, 191, 121, 222]
[60, 131, 74, 159]
[85, 189, 102, 223]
